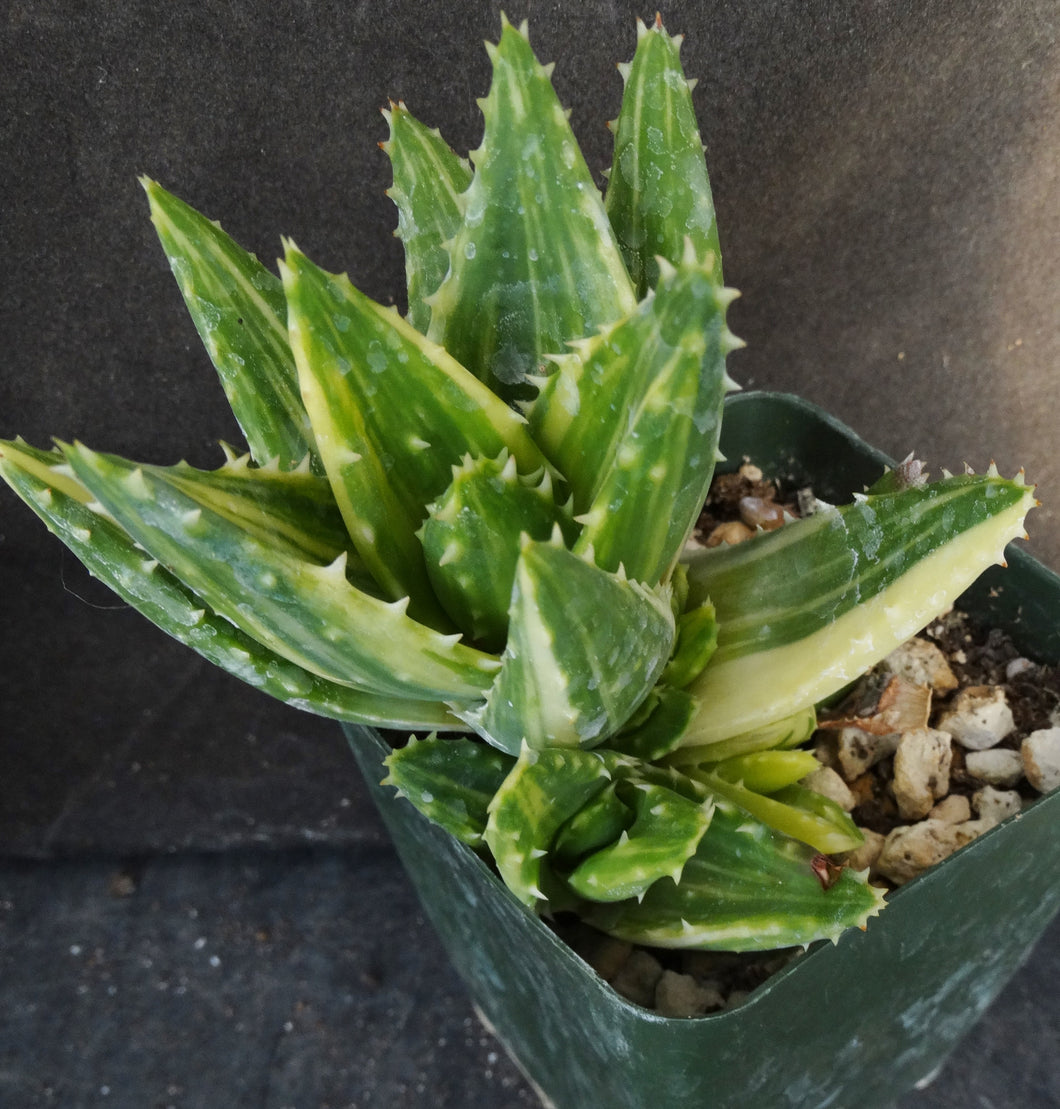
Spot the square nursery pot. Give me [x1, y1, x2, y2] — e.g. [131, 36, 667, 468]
[345, 391, 1060, 1109]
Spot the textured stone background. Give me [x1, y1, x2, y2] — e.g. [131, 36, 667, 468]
[1, 1, 1058, 1105]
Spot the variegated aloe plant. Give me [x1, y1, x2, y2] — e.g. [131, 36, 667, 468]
[1, 17, 1037, 952]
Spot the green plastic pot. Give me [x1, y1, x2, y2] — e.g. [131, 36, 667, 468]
[345, 391, 1060, 1109]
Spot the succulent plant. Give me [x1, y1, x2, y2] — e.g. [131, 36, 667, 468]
[1, 16, 1037, 952]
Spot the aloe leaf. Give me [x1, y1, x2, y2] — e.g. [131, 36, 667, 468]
[566, 781, 714, 903]
[552, 784, 633, 865]
[0, 440, 465, 728]
[682, 472, 1038, 745]
[383, 735, 514, 846]
[708, 750, 823, 794]
[691, 770, 864, 854]
[462, 540, 675, 753]
[530, 248, 741, 583]
[581, 797, 887, 951]
[772, 782, 866, 836]
[150, 450, 384, 600]
[427, 16, 637, 401]
[60, 442, 500, 702]
[419, 451, 575, 649]
[154, 452, 353, 567]
[661, 598, 718, 688]
[383, 102, 473, 334]
[605, 17, 722, 297]
[608, 686, 698, 761]
[281, 242, 549, 625]
[142, 179, 318, 471]
[484, 746, 615, 908]
[664, 706, 818, 766]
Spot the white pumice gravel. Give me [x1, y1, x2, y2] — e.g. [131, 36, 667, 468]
[875, 820, 968, 885]
[654, 970, 725, 1018]
[611, 949, 664, 1009]
[971, 786, 1023, 828]
[928, 794, 972, 824]
[883, 638, 958, 694]
[810, 613, 1060, 888]
[842, 828, 885, 872]
[892, 728, 953, 820]
[1021, 728, 1060, 793]
[800, 766, 856, 812]
[834, 727, 900, 780]
[964, 748, 1026, 787]
[935, 685, 1015, 750]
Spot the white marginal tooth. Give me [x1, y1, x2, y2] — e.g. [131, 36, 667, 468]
[567, 335, 597, 358]
[125, 468, 151, 498]
[942, 467, 954, 479]
[721, 332, 746, 356]
[963, 462, 975, 475]
[987, 460, 1000, 478]
[722, 371, 742, 391]
[438, 540, 461, 567]
[655, 255, 677, 282]
[385, 595, 411, 616]
[322, 550, 349, 578]
[617, 60, 632, 81]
